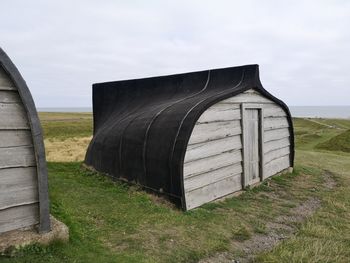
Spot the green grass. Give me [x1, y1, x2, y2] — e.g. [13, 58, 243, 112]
[255, 117, 350, 262]
[293, 118, 347, 151]
[39, 112, 92, 140]
[1, 164, 329, 262]
[310, 118, 350, 129]
[256, 150, 350, 262]
[2, 114, 350, 262]
[316, 129, 350, 153]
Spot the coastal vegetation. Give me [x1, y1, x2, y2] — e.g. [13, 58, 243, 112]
[2, 114, 350, 262]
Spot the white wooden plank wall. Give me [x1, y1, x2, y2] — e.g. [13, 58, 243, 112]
[184, 100, 243, 210]
[185, 174, 242, 210]
[183, 89, 291, 210]
[0, 204, 39, 233]
[0, 167, 38, 210]
[0, 66, 39, 233]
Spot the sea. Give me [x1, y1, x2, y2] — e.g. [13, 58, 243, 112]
[37, 106, 350, 119]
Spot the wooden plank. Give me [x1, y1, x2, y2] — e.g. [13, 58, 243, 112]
[0, 146, 36, 169]
[185, 135, 242, 163]
[185, 173, 242, 210]
[0, 91, 21, 103]
[264, 128, 290, 143]
[264, 155, 290, 178]
[0, 167, 38, 210]
[264, 146, 290, 164]
[0, 203, 39, 234]
[188, 120, 241, 145]
[0, 103, 30, 129]
[0, 130, 33, 147]
[263, 104, 287, 117]
[0, 67, 16, 90]
[197, 104, 241, 123]
[264, 137, 290, 153]
[223, 90, 273, 104]
[264, 117, 289, 131]
[184, 163, 242, 192]
[184, 150, 242, 178]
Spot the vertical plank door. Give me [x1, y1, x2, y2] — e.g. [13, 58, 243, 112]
[244, 109, 261, 185]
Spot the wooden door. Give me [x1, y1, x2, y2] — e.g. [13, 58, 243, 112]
[244, 108, 261, 186]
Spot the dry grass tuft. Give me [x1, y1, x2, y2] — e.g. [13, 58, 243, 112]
[44, 136, 92, 162]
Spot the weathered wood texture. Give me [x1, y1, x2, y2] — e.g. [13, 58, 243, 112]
[0, 146, 36, 169]
[196, 104, 241, 123]
[0, 103, 30, 129]
[0, 65, 39, 234]
[0, 91, 21, 103]
[265, 155, 290, 178]
[185, 135, 242, 163]
[264, 128, 289, 142]
[0, 203, 39, 234]
[239, 90, 291, 178]
[0, 67, 15, 90]
[0, 167, 38, 210]
[187, 120, 241, 145]
[185, 172, 242, 210]
[0, 130, 33, 147]
[184, 99, 243, 210]
[244, 108, 260, 185]
[183, 89, 291, 210]
[184, 150, 242, 178]
[224, 90, 273, 104]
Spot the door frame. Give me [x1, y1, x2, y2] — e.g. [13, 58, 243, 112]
[241, 103, 265, 187]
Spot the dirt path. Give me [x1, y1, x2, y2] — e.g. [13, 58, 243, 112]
[307, 119, 341, 130]
[199, 170, 336, 263]
[323, 170, 337, 189]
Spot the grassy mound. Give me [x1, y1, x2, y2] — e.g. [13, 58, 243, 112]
[316, 129, 350, 153]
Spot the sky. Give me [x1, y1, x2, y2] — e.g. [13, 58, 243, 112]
[1, 0, 349, 107]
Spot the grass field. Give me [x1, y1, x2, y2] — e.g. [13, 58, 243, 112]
[40, 113, 92, 162]
[1, 114, 350, 262]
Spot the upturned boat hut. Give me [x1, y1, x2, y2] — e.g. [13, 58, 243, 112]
[0, 48, 50, 233]
[85, 65, 294, 210]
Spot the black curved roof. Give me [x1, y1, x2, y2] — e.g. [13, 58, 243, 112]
[85, 65, 294, 208]
[0, 48, 50, 232]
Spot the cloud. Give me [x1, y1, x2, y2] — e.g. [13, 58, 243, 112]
[1, 0, 349, 106]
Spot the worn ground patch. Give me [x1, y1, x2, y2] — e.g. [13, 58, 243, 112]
[0, 216, 69, 256]
[322, 170, 337, 190]
[198, 170, 336, 263]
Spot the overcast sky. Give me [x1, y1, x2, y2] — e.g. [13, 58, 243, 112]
[1, 1, 349, 107]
